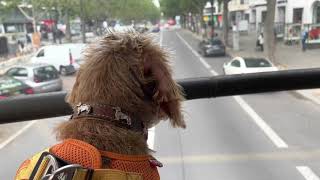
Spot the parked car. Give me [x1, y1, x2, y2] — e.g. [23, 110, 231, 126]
[5, 64, 63, 94]
[31, 43, 86, 75]
[151, 26, 160, 33]
[0, 76, 34, 99]
[223, 57, 278, 75]
[198, 38, 226, 57]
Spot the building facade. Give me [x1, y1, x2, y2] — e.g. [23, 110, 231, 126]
[249, 0, 320, 29]
[248, 0, 320, 43]
[229, 0, 250, 23]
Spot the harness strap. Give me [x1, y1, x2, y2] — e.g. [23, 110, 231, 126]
[72, 168, 142, 180]
[29, 152, 143, 180]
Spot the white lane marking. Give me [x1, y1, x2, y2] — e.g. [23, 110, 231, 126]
[176, 32, 211, 69]
[210, 69, 218, 76]
[0, 121, 37, 149]
[176, 31, 288, 149]
[233, 96, 288, 148]
[147, 127, 155, 149]
[297, 166, 320, 180]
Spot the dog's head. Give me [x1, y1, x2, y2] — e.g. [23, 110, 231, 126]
[68, 31, 185, 129]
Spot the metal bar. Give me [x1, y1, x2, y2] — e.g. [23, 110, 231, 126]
[1, 68, 320, 124]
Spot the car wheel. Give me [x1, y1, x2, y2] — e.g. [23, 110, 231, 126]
[60, 67, 68, 76]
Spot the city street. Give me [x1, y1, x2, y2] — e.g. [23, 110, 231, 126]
[2, 29, 320, 180]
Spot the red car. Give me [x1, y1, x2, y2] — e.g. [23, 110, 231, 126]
[167, 19, 176, 26]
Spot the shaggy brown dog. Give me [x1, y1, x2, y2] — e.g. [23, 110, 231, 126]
[55, 31, 186, 163]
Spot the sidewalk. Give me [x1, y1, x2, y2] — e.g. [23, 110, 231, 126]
[184, 29, 320, 106]
[227, 32, 320, 70]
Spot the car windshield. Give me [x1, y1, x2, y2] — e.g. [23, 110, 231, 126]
[244, 58, 272, 68]
[2, 0, 320, 180]
[33, 66, 59, 82]
[210, 39, 222, 45]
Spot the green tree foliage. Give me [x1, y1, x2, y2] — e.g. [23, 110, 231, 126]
[160, 0, 207, 18]
[1, 0, 160, 23]
[0, 0, 22, 21]
[112, 0, 160, 23]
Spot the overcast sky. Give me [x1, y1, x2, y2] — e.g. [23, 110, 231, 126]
[153, 0, 160, 8]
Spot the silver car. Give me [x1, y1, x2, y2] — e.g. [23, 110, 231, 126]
[5, 64, 63, 94]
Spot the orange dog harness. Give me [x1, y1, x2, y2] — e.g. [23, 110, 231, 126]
[16, 139, 161, 180]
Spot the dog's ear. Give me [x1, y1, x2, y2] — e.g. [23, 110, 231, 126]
[143, 50, 186, 129]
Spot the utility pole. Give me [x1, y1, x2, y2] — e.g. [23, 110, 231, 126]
[211, 0, 215, 40]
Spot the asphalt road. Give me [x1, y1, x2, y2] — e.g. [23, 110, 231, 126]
[1, 30, 320, 180]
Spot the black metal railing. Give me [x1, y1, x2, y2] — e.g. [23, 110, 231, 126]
[1, 68, 320, 124]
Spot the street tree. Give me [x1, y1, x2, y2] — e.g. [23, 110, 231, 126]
[264, 0, 277, 62]
[217, 0, 231, 46]
[160, 0, 206, 35]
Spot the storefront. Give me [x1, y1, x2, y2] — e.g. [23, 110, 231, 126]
[304, 0, 320, 45]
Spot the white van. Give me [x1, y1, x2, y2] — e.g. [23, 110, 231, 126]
[31, 43, 86, 75]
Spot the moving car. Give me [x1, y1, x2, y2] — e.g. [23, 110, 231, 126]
[5, 64, 63, 94]
[31, 43, 86, 75]
[0, 76, 34, 99]
[198, 39, 226, 57]
[223, 57, 278, 75]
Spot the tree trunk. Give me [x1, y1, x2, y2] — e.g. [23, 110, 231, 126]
[199, 7, 206, 39]
[223, 0, 230, 46]
[80, 0, 86, 43]
[31, 0, 37, 33]
[65, 10, 72, 43]
[264, 0, 276, 62]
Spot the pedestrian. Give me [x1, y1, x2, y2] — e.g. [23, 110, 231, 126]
[301, 29, 308, 52]
[57, 29, 64, 44]
[17, 40, 25, 55]
[258, 33, 264, 51]
[26, 33, 31, 44]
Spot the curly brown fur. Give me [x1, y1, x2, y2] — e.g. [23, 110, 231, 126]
[55, 31, 185, 157]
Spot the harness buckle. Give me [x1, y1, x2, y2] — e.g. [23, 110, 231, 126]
[42, 164, 82, 180]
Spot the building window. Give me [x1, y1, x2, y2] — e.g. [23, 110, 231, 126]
[252, 10, 256, 23]
[293, 8, 303, 24]
[278, 7, 286, 23]
[313, 1, 320, 23]
[245, 14, 249, 21]
[261, 11, 267, 23]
